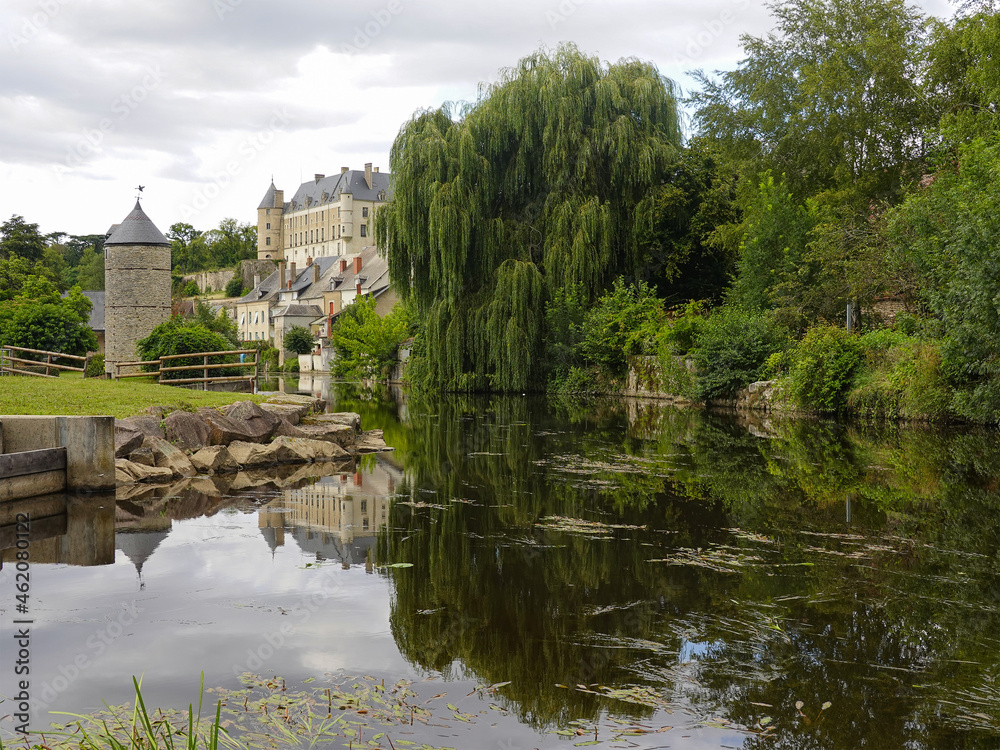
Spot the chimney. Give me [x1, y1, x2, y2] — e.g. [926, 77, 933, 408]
[313, 263, 320, 283]
[353, 256, 362, 274]
[373, 166, 379, 173]
[356, 280, 362, 295]
[341, 166, 349, 174]
[306, 256, 313, 266]
[290, 261, 297, 282]
[253, 273, 260, 289]
[278, 261, 286, 289]
[314, 173, 324, 183]
[364, 163, 373, 189]
[340, 258, 348, 273]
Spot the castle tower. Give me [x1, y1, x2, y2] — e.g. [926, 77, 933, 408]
[103, 200, 171, 376]
[257, 181, 284, 261]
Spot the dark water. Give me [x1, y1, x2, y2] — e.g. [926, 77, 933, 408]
[3, 382, 1000, 749]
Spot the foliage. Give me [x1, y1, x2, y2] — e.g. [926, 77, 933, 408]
[785, 324, 863, 413]
[191, 299, 240, 347]
[690, 0, 931, 204]
[659, 299, 706, 356]
[283, 325, 316, 356]
[181, 280, 200, 297]
[541, 283, 586, 380]
[0, 255, 61, 301]
[574, 278, 664, 377]
[224, 276, 245, 298]
[693, 306, 788, 400]
[329, 298, 412, 380]
[76, 245, 105, 290]
[170, 219, 256, 273]
[0, 214, 46, 262]
[85, 353, 105, 378]
[0, 280, 97, 357]
[889, 134, 1000, 422]
[377, 43, 682, 391]
[136, 318, 238, 380]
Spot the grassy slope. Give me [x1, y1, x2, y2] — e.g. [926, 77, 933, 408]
[0, 375, 266, 419]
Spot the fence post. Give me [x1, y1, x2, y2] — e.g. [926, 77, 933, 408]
[203, 355, 209, 387]
[45, 353, 52, 377]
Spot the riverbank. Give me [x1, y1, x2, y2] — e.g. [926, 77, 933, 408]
[114, 393, 392, 487]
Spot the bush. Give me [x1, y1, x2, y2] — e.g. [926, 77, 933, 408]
[658, 300, 705, 356]
[84, 353, 105, 378]
[575, 278, 664, 377]
[137, 318, 239, 380]
[224, 277, 245, 298]
[693, 306, 788, 400]
[284, 325, 316, 356]
[786, 325, 862, 413]
[849, 333, 951, 421]
[182, 280, 200, 297]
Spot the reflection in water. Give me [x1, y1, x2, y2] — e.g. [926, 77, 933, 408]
[0, 494, 115, 568]
[4, 390, 1000, 749]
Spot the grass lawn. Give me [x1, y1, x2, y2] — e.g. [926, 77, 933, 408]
[0, 374, 267, 418]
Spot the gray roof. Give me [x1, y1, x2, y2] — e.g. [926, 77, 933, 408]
[258, 182, 280, 210]
[83, 291, 105, 331]
[273, 303, 323, 318]
[287, 169, 392, 212]
[105, 201, 170, 246]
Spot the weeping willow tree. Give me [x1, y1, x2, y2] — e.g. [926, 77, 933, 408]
[376, 44, 681, 391]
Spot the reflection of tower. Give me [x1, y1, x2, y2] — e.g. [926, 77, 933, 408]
[258, 510, 286, 557]
[116, 530, 169, 589]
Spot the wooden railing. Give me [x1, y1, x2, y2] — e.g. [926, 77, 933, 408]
[0, 346, 88, 378]
[113, 348, 258, 388]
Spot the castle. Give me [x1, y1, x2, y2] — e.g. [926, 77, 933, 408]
[256, 164, 392, 266]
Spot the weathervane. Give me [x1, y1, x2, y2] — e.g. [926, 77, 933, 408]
[135, 184, 145, 200]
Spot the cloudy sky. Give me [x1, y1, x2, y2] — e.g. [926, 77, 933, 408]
[1, 0, 952, 238]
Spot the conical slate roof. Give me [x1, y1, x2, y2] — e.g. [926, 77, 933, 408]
[105, 200, 170, 246]
[258, 181, 279, 210]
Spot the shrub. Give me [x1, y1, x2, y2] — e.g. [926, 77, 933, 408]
[224, 277, 245, 298]
[84, 353, 105, 378]
[786, 325, 862, 413]
[284, 325, 316, 356]
[182, 280, 200, 297]
[137, 318, 238, 380]
[849, 333, 951, 421]
[575, 278, 664, 377]
[693, 306, 788, 400]
[658, 300, 705, 356]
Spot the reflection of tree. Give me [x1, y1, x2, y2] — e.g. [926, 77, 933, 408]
[379, 396, 1000, 746]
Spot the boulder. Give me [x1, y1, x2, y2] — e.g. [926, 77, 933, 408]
[262, 436, 351, 464]
[128, 446, 156, 467]
[115, 459, 173, 486]
[259, 402, 310, 426]
[265, 394, 326, 413]
[223, 401, 283, 442]
[302, 412, 361, 432]
[228, 471, 283, 491]
[271, 418, 309, 439]
[190, 445, 238, 474]
[226, 440, 273, 468]
[354, 429, 393, 454]
[197, 408, 258, 445]
[295, 422, 356, 448]
[142, 435, 197, 478]
[115, 415, 164, 457]
[164, 411, 211, 451]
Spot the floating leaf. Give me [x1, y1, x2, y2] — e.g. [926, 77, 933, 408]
[821, 701, 832, 710]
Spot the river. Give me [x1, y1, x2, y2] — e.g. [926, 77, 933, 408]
[2, 379, 1000, 749]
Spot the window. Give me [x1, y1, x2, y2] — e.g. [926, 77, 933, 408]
[360, 224, 367, 237]
[240, 313, 246, 325]
[265, 237, 271, 246]
[266, 208, 270, 215]
[362, 207, 369, 218]
[266, 222, 270, 229]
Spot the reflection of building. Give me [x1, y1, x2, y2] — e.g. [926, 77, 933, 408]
[0, 494, 115, 568]
[259, 459, 401, 568]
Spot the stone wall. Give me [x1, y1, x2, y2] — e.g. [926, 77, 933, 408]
[105, 244, 171, 374]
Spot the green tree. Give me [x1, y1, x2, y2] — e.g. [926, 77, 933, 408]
[283, 325, 316, 356]
[377, 44, 681, 392]
[0, 255, 60, 301]
[224, 276, 245, 298]
[691, 0, 931, 204]
[575, 278, 665, 377]
[76, 246, 105, 290]
[330, 298, 412, 380]
[136, 317, 238, 380]
[0, 215, 46, 262]
[0, 279, 97, 356]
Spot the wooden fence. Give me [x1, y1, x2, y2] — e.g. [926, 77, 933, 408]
[0, 346, 88, 378]
[113, 348, 259, 388]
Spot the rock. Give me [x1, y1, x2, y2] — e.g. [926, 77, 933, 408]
[128, 447, 156, 467]
[228, 471, 283, 491]
[263, 436, 351, 464]
[146, 405, 170, 419]
[226, 440, 273, 468]
[115, 415, 164, 457]
[197, 408, 258, 445]
[115, 459, 174, 485]
[163, 411, 212, 451]
[271, 418, 309, 438]
[190, 445, 238, 474]
[142, 436, 197, 478]
[295, 422, 356, 448]
[265, 394, 326, 413]
[223, 401, 283, 442]
[354, 429, 393, 454]
[259, 402, 310, 426]
[302, 412, 361, 432]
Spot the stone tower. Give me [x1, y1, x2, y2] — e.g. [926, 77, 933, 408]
[257, 181, 284, 261]
[103, 200, 171, 376]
